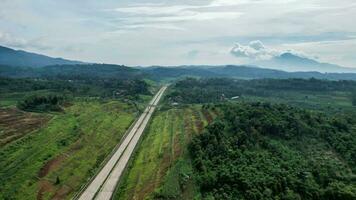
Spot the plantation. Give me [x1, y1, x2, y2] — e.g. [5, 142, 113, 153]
[0, 100, 138, 199]
[115, 105, 218, 200]
[0, 108, 50, 146]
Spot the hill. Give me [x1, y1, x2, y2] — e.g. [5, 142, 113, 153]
[143, 65, 356, 81]
[0, 45, 83, 67]
[0, 64, 144, 79]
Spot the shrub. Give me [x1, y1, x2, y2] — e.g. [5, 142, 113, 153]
[17, 94, 65, 112]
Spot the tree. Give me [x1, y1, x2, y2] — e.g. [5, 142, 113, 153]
[351, 91, 356, 106]
[55, 176, 60, 185]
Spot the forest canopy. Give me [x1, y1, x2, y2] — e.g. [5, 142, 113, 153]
[189, 103, 356, 200]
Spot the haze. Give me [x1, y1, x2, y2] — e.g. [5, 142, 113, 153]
[1, 0, 356, 68]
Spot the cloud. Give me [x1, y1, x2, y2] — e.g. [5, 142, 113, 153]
[111, 1, 244, 31]
[0, 31, 52, 50]
[0, 31, 27, 48]
[1, 0, 356, 67]
[230, 40, 313, 61]
[230, 40, 279, 60]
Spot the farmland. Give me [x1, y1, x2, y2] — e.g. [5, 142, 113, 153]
[0, 100, 138, 200]
[0, 108, 50, 146]
[114, 105, 218, 200]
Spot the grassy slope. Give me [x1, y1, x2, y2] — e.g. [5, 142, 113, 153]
[114, 105, 217, 200]
[0, 100, 137, 200]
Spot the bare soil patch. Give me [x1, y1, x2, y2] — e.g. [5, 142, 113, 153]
[202, 109, 213, 123]
[37, 180, 54, 200]
[38, 154, 66, 178]
[0, 108, 50, 146]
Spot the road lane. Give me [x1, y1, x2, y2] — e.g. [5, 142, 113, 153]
[77, 86, 167, 200]
[95, 86, 166, 200]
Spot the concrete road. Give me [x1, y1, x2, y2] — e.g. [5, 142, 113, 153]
[77, 86, 167, 200]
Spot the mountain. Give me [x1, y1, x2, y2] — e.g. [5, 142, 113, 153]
[142, 65, 356, 81]
[1, 45, 356, 80]
[0, 64, 144, 79]
[2, 63, 356, 80]
[0, 45, 83, 67]
[255, 52, 356, 73]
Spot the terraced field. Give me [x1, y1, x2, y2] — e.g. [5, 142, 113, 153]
[0, 108, 51, 146]
[114, 105, 218, 200]
[0, 100, 138, 200]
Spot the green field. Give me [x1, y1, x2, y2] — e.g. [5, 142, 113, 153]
[114, 105, 217, 200]
[0, 100, 138, 199]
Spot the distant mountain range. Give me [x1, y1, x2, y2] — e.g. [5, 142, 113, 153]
[254, 52, 356, 73]
[142, 65, 356, 81]
[0, 45, 83, 67]
[1, 45, 356, 80]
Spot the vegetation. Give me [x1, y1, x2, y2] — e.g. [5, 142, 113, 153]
[115, 105, 217, 200]
[167, 78, 356, 112]
[0, 64, 144, 79]
[2, 62, 356, 200]
[17, 94, 66, 112]
[0, 101, 138, 199]
[142, 65, 356, 81]
[351, 91, 356, 106]
[0, 63, 155, 199]
[0, 108, 50, 146]
[190, 103, 356, 200]
[1, 76, 150, 100]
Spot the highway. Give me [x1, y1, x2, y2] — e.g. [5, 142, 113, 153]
[77, 86, 167, 200]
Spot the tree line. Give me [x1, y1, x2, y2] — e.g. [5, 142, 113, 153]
[167, 78, 356, 104]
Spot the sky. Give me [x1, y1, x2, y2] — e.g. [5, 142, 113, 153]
[0, 0, 356, 67]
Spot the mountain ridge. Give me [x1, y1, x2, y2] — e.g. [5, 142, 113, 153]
[0, 45, 83, 67]
[255, 52, 355, 73]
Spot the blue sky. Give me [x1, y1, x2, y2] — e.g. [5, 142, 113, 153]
[1, 0, 356, 68]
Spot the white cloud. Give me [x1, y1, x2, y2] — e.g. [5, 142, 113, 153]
[230, 40, 279, 60]
[230, 40, 312, 61]
[0, 31, 51, 50]
[112, 0, 244, 31]
[0, 31, 27, 48]
[1, 0, 356, 67]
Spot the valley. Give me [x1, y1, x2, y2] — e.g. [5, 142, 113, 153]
[1, 1, 356, 199]
[0, 49, 355, 200]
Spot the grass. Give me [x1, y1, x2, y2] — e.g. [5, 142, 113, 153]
[0, 100, 138, 200]
[114, 105, 216, 200]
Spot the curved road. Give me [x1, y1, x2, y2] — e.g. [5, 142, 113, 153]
[77, 86, 167, 200]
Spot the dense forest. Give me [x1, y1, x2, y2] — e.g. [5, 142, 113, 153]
[0, 77, 150, 99]
[166, 78, 356, 105]
[143, 65, 356, 81]
[0, 64, 144, 79]
[189, 103, 356, 200]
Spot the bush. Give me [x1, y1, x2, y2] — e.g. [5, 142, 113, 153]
[17, 94, 65, 112]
